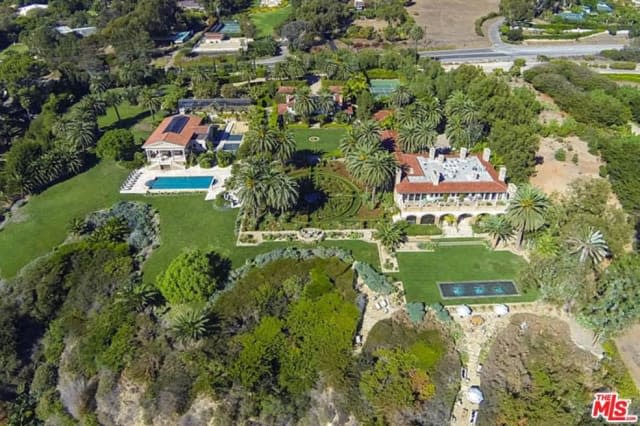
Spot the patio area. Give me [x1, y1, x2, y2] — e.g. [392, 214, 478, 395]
[120, 165, 232, 200]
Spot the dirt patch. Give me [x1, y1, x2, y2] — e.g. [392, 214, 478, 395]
[530, 136, 602, 196]
[353, 18, 388, 31]
[615, 324, 640, 390]
[406, 0, 498, 48]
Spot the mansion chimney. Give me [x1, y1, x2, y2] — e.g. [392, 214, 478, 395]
[460, 147, 468, 159]
[498, 166, 507, 182]
[431, 170, 440, 186]
[482, 147, 491, 162]
[429, 147, 436, 160]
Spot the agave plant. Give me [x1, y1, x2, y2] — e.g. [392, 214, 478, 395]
[568, 227, 609, 265]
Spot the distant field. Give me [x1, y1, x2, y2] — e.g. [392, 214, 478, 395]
[251, 5, 292, 38]
[395, 245, 535, 305]
[605, 73, 640, 83]
[292, 127, 346, 154]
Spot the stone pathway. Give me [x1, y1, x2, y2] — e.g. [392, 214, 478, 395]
[354, 278, 404, 353]
[447, 302, 603, 425]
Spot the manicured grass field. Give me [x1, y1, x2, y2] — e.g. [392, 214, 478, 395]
[251, 5, 292, 38]
[0, 43, 28, 60]
[0, 160, 379, 280]
[395, 245, 535, 305]
[292, 128, 346, 154]
[0, 161, 130, 278]
[98, 101, 165, 141]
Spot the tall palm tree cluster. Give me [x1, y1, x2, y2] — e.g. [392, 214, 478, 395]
[244, 123, 297, 164]
[392, 89, 443, 153]
[289, 87, 336, 124]
[444, 91, 483, 149]
[226, 157, 299, 227]
[341, 120, 397, 202]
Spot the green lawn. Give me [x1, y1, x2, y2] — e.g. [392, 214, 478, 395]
[251, 5, 292, 38]
[0, 43, 27, 60]
[98, 101, 164, 141]
[0, 159, 379, 280]
[605, 73, 640, 84]
[395, 246, 535, 305]
[0, 161, 130, 278]
[292, 128, 346, 154]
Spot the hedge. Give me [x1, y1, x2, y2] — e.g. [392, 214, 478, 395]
[609, 61, 637, 70]
[474, 12, 499, 36]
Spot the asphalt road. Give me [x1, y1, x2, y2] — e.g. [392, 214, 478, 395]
[257, 18, 628, 65]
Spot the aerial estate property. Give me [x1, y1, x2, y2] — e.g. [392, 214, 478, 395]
[1, 0, 640, 424]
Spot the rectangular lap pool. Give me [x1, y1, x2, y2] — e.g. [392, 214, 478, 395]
[439, 280, 519, 299]
[146, 176, 214, 191]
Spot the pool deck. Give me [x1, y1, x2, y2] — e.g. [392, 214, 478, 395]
[120, 165, 232, 200]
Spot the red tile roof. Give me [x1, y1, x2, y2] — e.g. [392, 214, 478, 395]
[395, 152, 508, 194]
[204, 32, 224, 40]
[373, 109, 393, 121]
[143, 115, 204, 148]
[328, 85, 343, 94]
[277, 86, 296, 94]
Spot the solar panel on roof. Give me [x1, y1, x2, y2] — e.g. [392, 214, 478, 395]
[165, 116, 190, 134]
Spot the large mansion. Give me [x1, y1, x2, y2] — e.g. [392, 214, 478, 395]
[394, 148, 516, 224]
[143, 115, 211, 169]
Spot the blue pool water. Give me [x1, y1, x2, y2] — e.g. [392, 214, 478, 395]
[222, 142, 241, 152]
[146, 176, 214, 190]
[439, 281, 519, 299]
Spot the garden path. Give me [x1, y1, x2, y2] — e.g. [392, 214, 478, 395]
[354, 277, 403, 354]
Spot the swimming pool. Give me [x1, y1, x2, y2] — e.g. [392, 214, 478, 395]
[439, 280, 519, 299]
[146, 176, 214, 191]
[222, 142, 241, 152]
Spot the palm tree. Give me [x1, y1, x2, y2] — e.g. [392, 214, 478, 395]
[363, 149, 398, 201]
[103, 89, 123, 122]
[396, 107, 418, 128]
[568, 227, 609, 265]
[481, 215, 514, 248]
[398, 122, 436, 153]
[227, 160, 269, 221]
[352, 119, 381, 149]
[316, 89, 335, 116]
[266, 167, 298, 213]
[64, 111, 98, 150]
[375, 221, 408, 252]
[293, 87, 316, 122]
[416, 97, 442, 128]
[339, 131, 358, 155]
[445, 91, 478, 125]
[116, 282, 161, 313]
[138, 88, 161, 120]
[272, 129, 296, 163]
[171, 308, 212, 344]
[445, 115, 471, 148]
[89, 73, 111, 96]
[506, 184, 550, 248]
[245, 125, 278, 156]
[346, 143, 377, 183]
[76, 94, 106, 118]
[390, 85, 413, 108]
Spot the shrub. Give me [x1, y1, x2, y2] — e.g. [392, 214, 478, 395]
[85, 201, 157, 252]
[353, 261, 394, 294]
[405, 302, 425, 324]
[609, 61, 637, 70]
[198, 152, 216, 168]
[96, 129, 138, 161]
[571, 153, 579, 164]
[475, 12, 500, 36]
[554, 148, 567, 161]
[216, 150, 235, 167]
[156, 249, 230, 304]
[506, 28, 524, 42]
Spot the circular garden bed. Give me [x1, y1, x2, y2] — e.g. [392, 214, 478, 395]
[290, 169, 362, 224]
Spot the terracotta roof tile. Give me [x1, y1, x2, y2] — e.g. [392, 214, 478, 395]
[143, 115, 204, 148]
[277, 86, 296, 94]
[373, 109, 393, 121]
[394, 152, 508, 194]
[277, 103, 289, 115]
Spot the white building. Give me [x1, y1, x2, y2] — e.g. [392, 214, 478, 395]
[192, 32, 253, 54]
[394, 148, 516, 224]
[17, 3, 48, 16]
[142, 115, 211, 169]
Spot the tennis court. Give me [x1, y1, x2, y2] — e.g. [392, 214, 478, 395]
[370, 79, 400, 97]
[219, 21, 241, 34]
